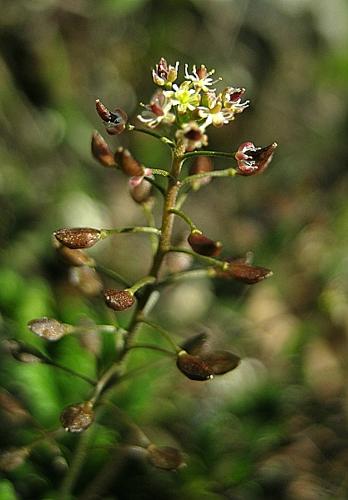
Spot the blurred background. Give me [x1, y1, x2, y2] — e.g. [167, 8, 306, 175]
[1, 0, 348, 498]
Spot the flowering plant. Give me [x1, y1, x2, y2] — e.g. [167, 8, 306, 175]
[6, 59, 277, 493]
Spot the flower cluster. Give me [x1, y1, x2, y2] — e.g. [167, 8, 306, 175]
[138, 58, 249, 151]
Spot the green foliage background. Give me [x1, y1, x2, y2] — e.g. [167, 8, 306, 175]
[1, 0, 348, 498]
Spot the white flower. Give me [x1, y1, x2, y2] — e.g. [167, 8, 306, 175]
[137, 91, 175, 128]
[184, 64, 221, 92]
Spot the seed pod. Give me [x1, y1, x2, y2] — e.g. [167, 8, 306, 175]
[70, 266, 103, 296]
[60, 401, 94, 433]
[147, 444, 185, 471]
[114, 148, 144, 177]
[91, 131, 116, 167]
[5, 340, 47, 364]
[95, 99, 128, 135]
[56, 245, 95, 267]
[103, 289, 135, 311]
[0, 447, 30, 471]
[202, 350, 240, 375]
[176, 351, 214, 381]
[235, 142, 277, 176]
[54, 228, 102, 249]
[188, 231, 222, 257]
[217, 262, 273, 284]
[189, 156, 213, 190]
[28, 317, 69, 341]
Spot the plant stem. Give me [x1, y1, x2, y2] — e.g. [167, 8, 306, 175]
[127, 343, 175, 356]
[168, 208, 198, 231]
[104, 226, 161, 236]
[137, 318, 180, 352]
[158, 268, 217, 285]
[144, 176, 166, 196]
[127, 276, 156, 295]
[182, 150, 237, 161]
[142, 202, 158, 254]
[181, 167, 236, 186]
[127, 124, 175, 148]
[48, 361, 96, 386]
[92, 263, 131, 287]
[168, 247, 229, 269]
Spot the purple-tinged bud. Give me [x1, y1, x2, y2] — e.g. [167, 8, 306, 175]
[114, 147, 144, 177]
[103, 288, 135, 311]
[129, 177, 152, 204]
[176, 351, 214, 381]
[28, 317, 69, 341]
[201, 350, 240, 375]
[54, 228, 102, 249]
[91, 131, 116, 167]
[0, 447, 30, 471]
[95, 99, 128, 135]
[60, 401, 94, 433]
[235, 142, 277, 176]
[56, 244, 95, 267]
[147, 444, 185, 471]
[216, 261, 273, 284]
[152, 58, 179, 86]
[188, 231, 222, 257]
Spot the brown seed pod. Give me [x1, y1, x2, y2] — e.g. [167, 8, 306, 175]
[56, 245, 95, 267]
[188, 231, 222, 257]
[114, 148, 144, 177]
[54, 228, 102, 249]
[60, 401, 94, 433]
[181, 332, 208, 356]
[235, 142, 277, 176]
[202, 350, 240, 375]
[0, 447, 30, 471]
[103, 289, 135, 311]
[147, 444, 185, 471]
[217, 262, 273, 284]
[5, 340, 47, 364]
[176, 351, 214, 381]
[91, 131, 116, 167]
[95, 99, 128, 135]
[27, 317, 68, 341]
[70, 266, 103, 296]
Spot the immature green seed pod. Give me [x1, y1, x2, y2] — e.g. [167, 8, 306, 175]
[176, 351, 214, 381]
[147, 444, 185, 471]
[60, 401, 94, 433]
[188, 231, 222, 257]
[103, 289, 135, 311]
[27, 317, 68, 341]
[54, 228, 102, 249]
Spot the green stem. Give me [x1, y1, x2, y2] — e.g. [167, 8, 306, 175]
[59, 429, 93, 499]
[181, 167, 237, 186]
[137, 318, 180, 352]
[48, 361, 96, 386]
[127, 276, 156, 295]
[144, 176, 166, 196]
[93, 263, 131, 287]
[103, 226, 161, 236]
[150, 168, 171, 177]
[182, 150, 237, 161]
[168, 247, 229, 269]
[127, 343, 176, 356]
[158, 268, 217, 286]
[168, 208, 198, 231]
[142, 202, 158, 254]
[127, 124, 175, 148]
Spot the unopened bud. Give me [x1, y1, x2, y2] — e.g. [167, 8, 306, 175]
[91, 131, 116, 167]
[54, 228, 102, 249]
[56, 244, 95, 267]
[114, 148, 144, 177]
[95, 99, 128, 135]
[129, 177, 152, 204]
[202, 350, 240, 375]
[0, 447, 30, 471]
[147, 444, 185, 471]
[103, 288, 135, 311]
[27, 317, 70, 341]
[60, 401, 94, 433]
[217, 262, 273, 284]
[188, 231, 222, 257]
[176, 351, 214, 381]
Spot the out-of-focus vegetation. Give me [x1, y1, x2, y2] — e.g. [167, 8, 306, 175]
[1, 0, 348, 498]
